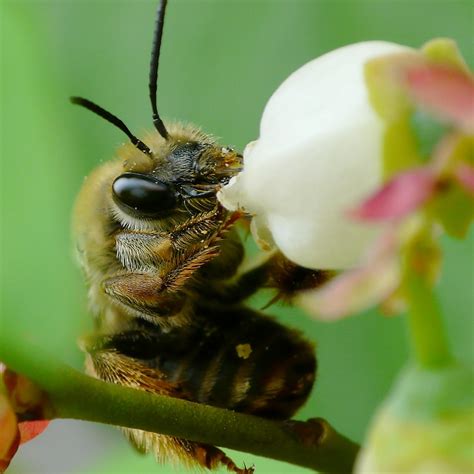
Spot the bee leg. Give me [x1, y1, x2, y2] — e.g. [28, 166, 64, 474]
[103, 272, 183, 318]
[103, 245, 220, 319]
[115, 209, 228, 273]
[168, 207, 227, 252]
[194, 444, 254, 474]
[115, 231, 173, 271]
[209, 259, 271, 303]
[263, 252, 335, 304]
[123, 429, 252, 473]
[215, 252, 334, 306]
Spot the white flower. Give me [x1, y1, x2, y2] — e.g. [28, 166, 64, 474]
[218, 41, 411, 269]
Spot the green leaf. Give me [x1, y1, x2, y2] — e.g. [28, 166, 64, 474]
[422, 38, 470, 72]
[431, 186, 474, 238]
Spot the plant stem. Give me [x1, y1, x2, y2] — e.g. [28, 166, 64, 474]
[402, 223, 452, 368]
[0, 329, 359, 474]
[404, 271, 452, 367]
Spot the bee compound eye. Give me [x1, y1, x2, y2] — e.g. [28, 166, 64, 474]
[112, 173, 176, 216]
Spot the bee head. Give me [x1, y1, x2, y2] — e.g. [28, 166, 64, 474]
[71, 0, 241, 221]
[111, 138, 242, 219]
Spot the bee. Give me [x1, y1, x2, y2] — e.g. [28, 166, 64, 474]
[72, 1, 328, 472]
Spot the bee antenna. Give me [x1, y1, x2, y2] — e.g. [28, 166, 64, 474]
[70, 96, 153, 157]
[149, 0, 170, 140]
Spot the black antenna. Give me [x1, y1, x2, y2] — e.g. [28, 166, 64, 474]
[149, 0, 170, 140]
[70, 97, 153, 157]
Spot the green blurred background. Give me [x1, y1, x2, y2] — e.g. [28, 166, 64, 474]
[2, 1, 473, 473]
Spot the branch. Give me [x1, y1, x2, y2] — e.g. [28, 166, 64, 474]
[0, 329, 359, 473]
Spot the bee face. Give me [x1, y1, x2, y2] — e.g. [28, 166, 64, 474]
[110, 138, 242, 220]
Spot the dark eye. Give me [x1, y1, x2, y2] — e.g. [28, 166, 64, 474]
[112, 173, 176, 216]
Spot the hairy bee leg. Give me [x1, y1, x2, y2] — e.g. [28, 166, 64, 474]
[194, 445, 254, 474]
[116, 208, 229, 273]
[123, 430, 252, 474]
[103, 245, 220, 318]
[115, 232, 173, 271]
[263, 253, 335, 303]
[168, 207, 226, 252]
[203, 260, 271, 303]
[205, 252, 334, 306]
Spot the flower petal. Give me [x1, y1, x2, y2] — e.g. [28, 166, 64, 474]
[350, 169, 436, 221]
[405, 65, 474, 133]
[219, 41, 410, 269]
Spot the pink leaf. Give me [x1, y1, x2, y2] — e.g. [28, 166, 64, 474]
[297, 257, 400, 320]
[0, 394, 20, 474]
[19, 420, 50, 445]
[297, 229, 401, 320]
[405, 65, 474, 133]
[454, 163, 474, 195]
[350, 169, 436, 221]
[2, 369, 51, 420]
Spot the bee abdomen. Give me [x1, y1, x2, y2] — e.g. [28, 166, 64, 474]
[95, 307, 316, 420]
[190, 313, 316, 419]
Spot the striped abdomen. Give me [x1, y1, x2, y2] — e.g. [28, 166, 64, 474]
[88, 304, 316, 420]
